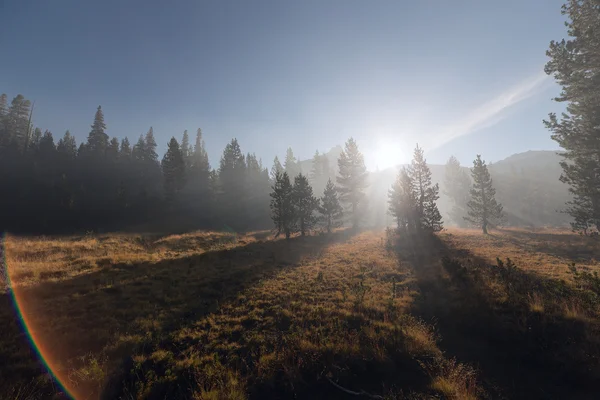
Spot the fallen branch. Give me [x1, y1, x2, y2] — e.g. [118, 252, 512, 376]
[326, 377, 385, 399]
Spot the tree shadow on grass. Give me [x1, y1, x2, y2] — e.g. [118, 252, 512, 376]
[393, 233, 599, 400]
[495, 228, 600, 264]
[6, 230, 357, 399]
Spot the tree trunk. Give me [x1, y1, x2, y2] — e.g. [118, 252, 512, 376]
[482, 221, 488, 234]
[285, 228, 290, 239]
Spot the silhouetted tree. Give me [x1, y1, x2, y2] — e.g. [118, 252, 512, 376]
[388, 168, 417, 232]
[270, 171, 296, 238]
[293, 173, 319, 236]
[181, 130, 191, 165]
[408, 145, 442, 232]
[119, 137, 132, 160]
[337, 138, 368, 229]
[465, 155, 504, 234]
[545, 0, 600, 233]
[318, 178, 343, 233]
[57, 130, 77, 159]
[162, 137, 186, 201]
[86, 106, 108, 155]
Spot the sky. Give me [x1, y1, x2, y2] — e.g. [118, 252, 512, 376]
[0, 0, 568, 170]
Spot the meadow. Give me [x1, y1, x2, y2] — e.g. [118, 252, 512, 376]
[1, 227, 599, 399]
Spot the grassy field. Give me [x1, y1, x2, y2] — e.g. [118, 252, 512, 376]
[1, 227, 599, 399]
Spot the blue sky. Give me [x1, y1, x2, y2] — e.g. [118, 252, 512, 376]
[1, 0, 567, 170]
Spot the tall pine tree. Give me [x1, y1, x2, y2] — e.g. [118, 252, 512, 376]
[545, 0, 600, 232]
[465, 155, 504, 234]
[270, 171, 296, 238]
[162, 137, 186, 201]
[318, 178, 343, 233]
[408, 145, 442, 232]
[86, 106, 108, 155]
[337, 138, 368, 229]
[293, 173, 319, 236]
[388, 167, 417, 232]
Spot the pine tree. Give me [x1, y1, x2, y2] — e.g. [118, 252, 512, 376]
[318, 178, 343, 233]
[293, 173, 319, 236]
[465, 155, 504, 234]
[336, 137, 369, 229]
[108, 137, 120, 160]
[444, 156, 471, 227]
[31, 127, 42, 149]
[388, 167, 417, 232]
[38, 130, 56, 157]
[57, 130, 77, 158]
[181, 130, 191, 164]
[0, 94, 7, 117]
[86, 105, 108, 154]
[132, 134, 145, 162]
[144, 127, 158, 163]
[545, 0, 600, 232]
[270, 171, 296, 238]
[3, 94, 31, 149]
[284, 147, 301, 178]
[162, 137, 186, 201]
[310, 150, 322, 183]
[191, 128, 210, 172]
[120, 137, 132, 159]
[271, 156, 283, 180]
[407, 144, 442, 232]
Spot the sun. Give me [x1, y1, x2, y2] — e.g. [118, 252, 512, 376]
[371, 137, 409, 170]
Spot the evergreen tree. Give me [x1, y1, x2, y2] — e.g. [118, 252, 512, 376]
[318, 178, 343, 233]
[181, 130, 191, 165]
[270, 171, 296, 238]
[293, 173, 319, 236]
[57, 130, 77, 158]
[191, 128, 210, 172]
[408, 145, 443, 232]
[219, 138, 246, 226]
[545, 0, 600, 232]
[3, 94, 31, 149]
[108, 137, 120, 160]
[271, 156, 283, 180]
[388, 167, 417, 232]
[284, 147, 301, 178]
[0, 94, 7, 117]
[444, 156, 471, 227]
[86, 105, 108, 154]
[30, 127, 42, 150]
[144, 127, 158, 163]
[132, 134, 145, 162]
[38, 130, 56, 157]
[162, 137, 186, 201]
[120, 137, 132, 159]
[336, 137, 369, 229]
[310, 150, 322, 183]
[465, 155, 504, 234]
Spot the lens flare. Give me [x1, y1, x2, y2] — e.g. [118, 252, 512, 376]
[3, 233, 76, 399]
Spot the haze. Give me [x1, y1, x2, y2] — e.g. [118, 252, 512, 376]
[1, 0, 564, 169]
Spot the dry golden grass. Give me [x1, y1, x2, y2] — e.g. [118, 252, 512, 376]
[440, 227, 600, 280]
[1, 229, 474, 399]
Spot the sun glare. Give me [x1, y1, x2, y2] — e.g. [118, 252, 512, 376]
[371, 137, 409, 170]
